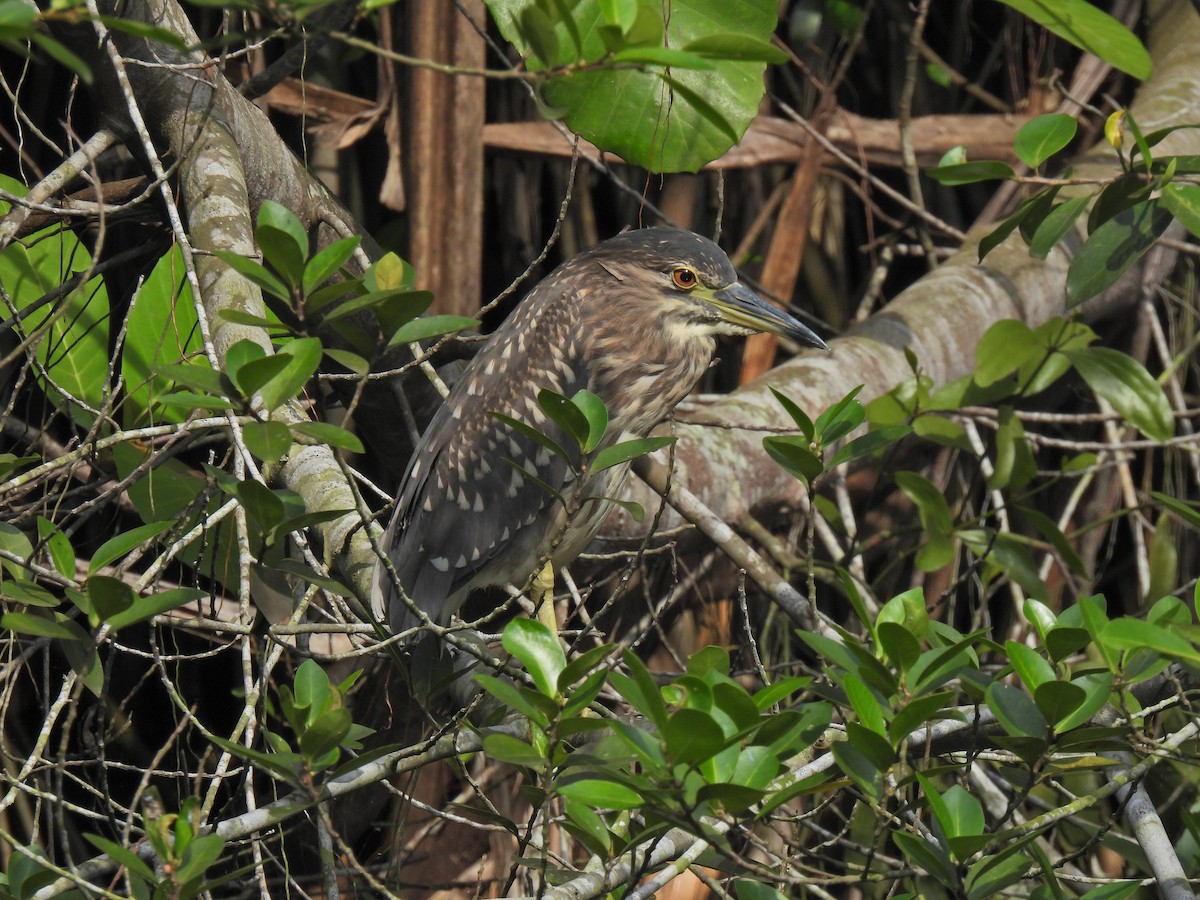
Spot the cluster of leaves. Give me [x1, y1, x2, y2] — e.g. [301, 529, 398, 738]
[167, 200, 475, 465]
[485, 0, 786, 172]
[852, 315, 1174, 591]
[1, 662, 374, 899]
[928, 107, 1200, 306]
[470, 570, 1200, 895]
[85, 794, 231, 900]
[477, 618, 830, 865]
[492, 387, 677, 524]
[212, 660, 375, 783]
[763, 384, 911, 486]
[0, 521, 205, 694]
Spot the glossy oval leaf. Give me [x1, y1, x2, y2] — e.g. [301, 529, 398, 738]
[993, 0, 1150, 79]
[1014, 113, 1077, 169]
[487, 0, 780, 173]
[502, 616, 567, 698]
[1062, 346, 1173, 441]
[1065, 199, 1172, 306]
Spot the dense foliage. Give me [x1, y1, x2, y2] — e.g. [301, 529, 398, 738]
[2, 0, 1200, 898]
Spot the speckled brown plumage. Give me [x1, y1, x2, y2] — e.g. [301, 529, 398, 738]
[374, 227, 827, 633]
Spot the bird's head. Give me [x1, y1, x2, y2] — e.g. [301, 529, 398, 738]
[586, 228, 829, 351]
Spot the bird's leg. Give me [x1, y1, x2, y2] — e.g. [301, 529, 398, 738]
[531, 560, 558, 635]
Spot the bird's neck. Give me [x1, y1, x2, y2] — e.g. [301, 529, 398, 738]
[581, 301, 716, 437]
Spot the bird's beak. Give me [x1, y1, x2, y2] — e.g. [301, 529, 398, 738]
[710, 282, 829, 350]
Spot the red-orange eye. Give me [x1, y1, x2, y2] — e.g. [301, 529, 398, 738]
[672, 267, 698, 289]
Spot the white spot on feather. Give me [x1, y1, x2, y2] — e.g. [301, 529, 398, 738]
[430, 557, 449, 572]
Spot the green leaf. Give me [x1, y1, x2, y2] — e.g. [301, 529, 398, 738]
[302, 237, 360, 296]
[386, 314, 478, 347]
[893, 831, 956, 887]
[1015, 114, 1077, 168]
[992, 0, 1151, 79]
[502, 617, 566, 698]
[88, 575, 136, 621]
[265, 338, 324, 412]
[489, 0, 779, 172]
[591, 436, 675, 473]
[1034, 680, 1086, 732]
[986, 682, 1048, 739]
[557, 778, 644, 810]
[663, 707, 726, 765]
[827, 425, 910, 469]
[1161, 182, 1200, 239]
[965, 849, 1034, 900]
[612, 47, 712, 69]
[84, 834, 157, 883]
[104, 588, 206, 630]
[681, 33, 787, 63]
[562, 798, 611, 855]
[895, 471, 953, 536]
[770, 387, 814, 440]
[490, 412, 571, 463]
[35, 516, 74, 578]
[975, 320, 1038, 387]
[290, 421, 365, 453]
[2, 612, 80, 641]
[925, 160, 1015, 185]
[1066, 199, 1173, 306]
[1063, 346, 1173, 441]
[1006, 640, 1054, 692]
[611, 650, 667, 728]
[763, 435, 823, 484]
[474, 673, 551, 727]
[211, 249, 290, 300]
[1100, 617, 1200, 665]
[242, 421, 294, 464]
[571, 389, 608, 453]
[30, 32, 94, 83]
[939, 782, 985, 841]
[1027, 193, 1092, 259]
[256, 200, 309, 286]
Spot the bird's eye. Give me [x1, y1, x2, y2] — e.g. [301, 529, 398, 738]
[672, 267, 699, 290]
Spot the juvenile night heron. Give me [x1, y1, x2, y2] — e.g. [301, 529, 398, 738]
[375, 227, 827, 633]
